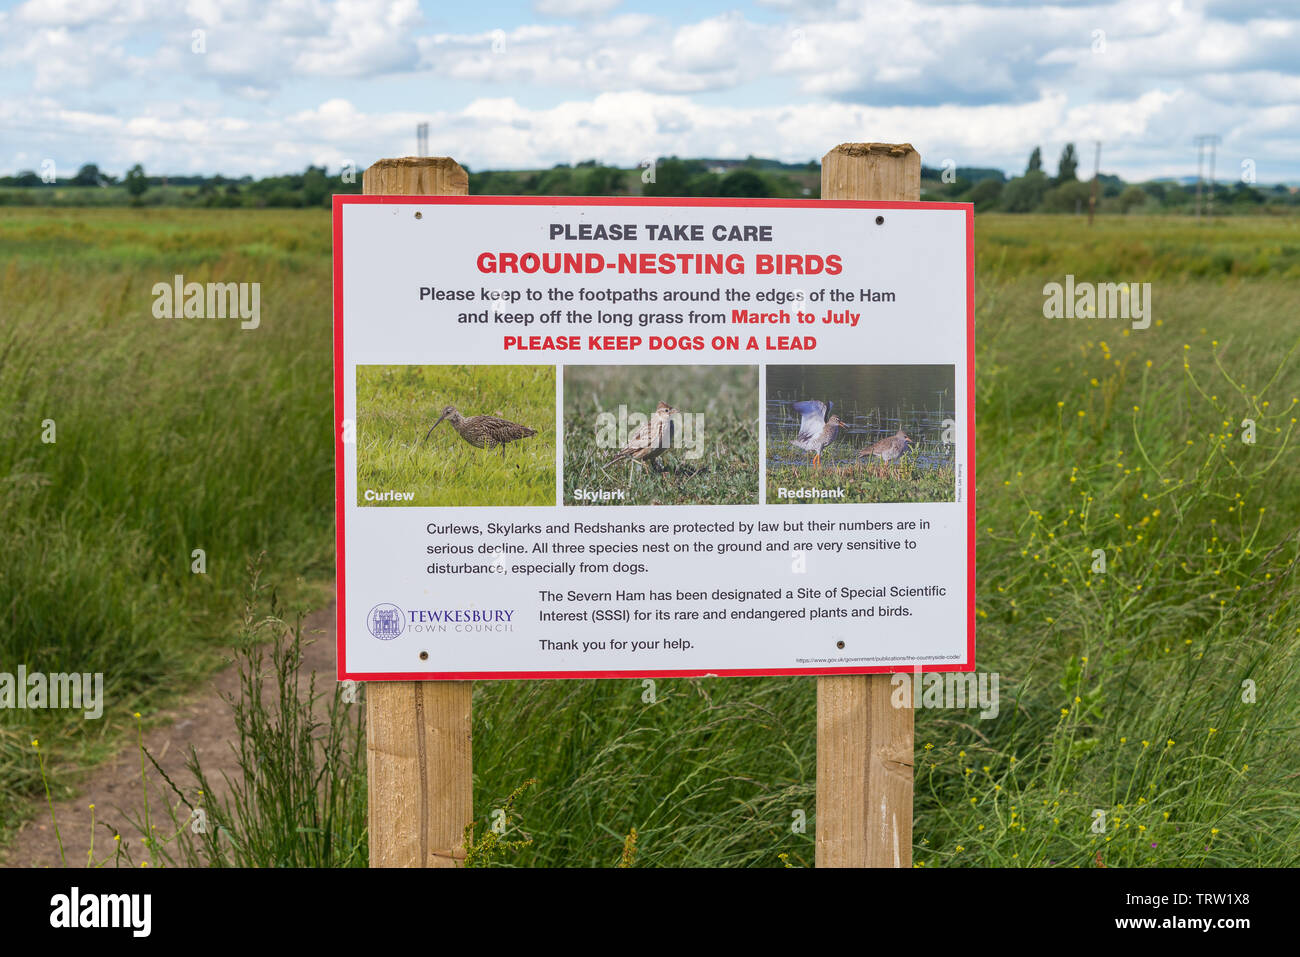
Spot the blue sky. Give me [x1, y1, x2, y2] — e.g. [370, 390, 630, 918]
[1, 0, 1297, 183]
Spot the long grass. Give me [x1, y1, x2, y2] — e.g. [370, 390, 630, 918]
[31, 564, 368, 869]
[915, 219, 1300, 866]
[0, 208, 335, 838]
[164, 568, 368, 868]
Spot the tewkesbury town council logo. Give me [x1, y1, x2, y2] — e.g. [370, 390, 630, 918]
[365, 602, 517, 638]
[368, 603, 405, 640]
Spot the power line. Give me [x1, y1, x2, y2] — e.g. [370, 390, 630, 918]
[1089, 140, 1101, 226]
[1193, 134, 1221, 221]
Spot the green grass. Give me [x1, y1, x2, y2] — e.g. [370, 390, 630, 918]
[0, 207, 336, 839]
[3, 208, 1299, 868]
[563, 365, 759, 505]
[168, 577, 368, 868]
[355, 364, 555, 507]
[470, 675, 815, 867]
[31, 571, 368, 869]
[915, 216, 1300, 867]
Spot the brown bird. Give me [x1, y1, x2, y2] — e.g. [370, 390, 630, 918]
[791, 400, 844, 468]
[611, 401, 679, 472]
[423, 405, 537, 458]
[858, 428, 913, 472]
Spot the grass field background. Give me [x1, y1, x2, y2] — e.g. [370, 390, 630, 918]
[0, 208, 336, 839]
[563, 364, 759, 506]
[355, 364, 555, 507]
[2, 207, 1298, 866]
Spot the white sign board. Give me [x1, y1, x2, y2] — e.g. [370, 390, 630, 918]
[334, 196, 974, 679]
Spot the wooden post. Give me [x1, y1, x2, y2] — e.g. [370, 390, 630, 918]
[363, 157, 473, 868]
[816, 143, 919, 868]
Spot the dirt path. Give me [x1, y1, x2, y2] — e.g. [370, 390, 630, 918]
[2, 605, 337, 868]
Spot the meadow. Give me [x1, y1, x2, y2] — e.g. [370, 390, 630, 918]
[563, 364, 759, 506]
[1, 208, 1298, 867]
[355, 364, 555, 507]
[0, 207, 336, 841]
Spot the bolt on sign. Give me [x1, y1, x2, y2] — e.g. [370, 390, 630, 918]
[334, 196, 974, 680]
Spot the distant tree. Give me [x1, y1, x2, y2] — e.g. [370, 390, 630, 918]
[717, 169, 771, 198]
[1026, 147, 1042, 174]
[1001, 170, 1050, 212]
[125, 164, 148, 199]
[13, 170, 41, 187]
[1120, 185, 1148, 213]
[535, 166, 577, 194]
[265, 189, 302, 208]
[1161, 183, 1188, 208]
[72, 163, 103, 186]
[1056, 144, 1078, 184]
[938, 176, 971, 198]
[576, 165, 623, 196]
[469, 170, 517, 195]
[1041, 179, 1092, 213]
[1232, 182, 1264, 205]
[302, 165, 328, 206]
[968, 177, 1004, 209]
[642, 157, 706, 197]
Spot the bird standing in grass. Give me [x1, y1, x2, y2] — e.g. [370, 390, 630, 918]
[858, 428, 913, 473]
[790, 400, 844, 468]
[423, 404, 537, 458]
[611, 401, 679, 473]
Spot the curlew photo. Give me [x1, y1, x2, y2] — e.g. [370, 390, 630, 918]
[563, 365, 759, 506]
[355, 364, 555, 506]
[766, 364, 957, 504]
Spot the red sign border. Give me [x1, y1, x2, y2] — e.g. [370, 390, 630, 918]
[333, 194, 976, 681]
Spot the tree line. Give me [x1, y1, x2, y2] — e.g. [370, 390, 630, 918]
[2, 151, 1293, 213]
[923, 144, 1294, 213]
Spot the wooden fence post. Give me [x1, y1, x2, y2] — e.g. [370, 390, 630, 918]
[363, 157, 473, 868]
[816, 143, 920, 868]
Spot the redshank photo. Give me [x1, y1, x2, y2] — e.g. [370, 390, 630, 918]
[858, 428, 913, 473]
[790, 399, 845, 467]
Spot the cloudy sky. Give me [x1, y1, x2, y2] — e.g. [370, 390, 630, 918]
[1, 0, 1297, 182]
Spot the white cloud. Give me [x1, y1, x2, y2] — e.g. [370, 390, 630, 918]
[0, 1, 1298, 180]
[10, 85, 1279, 185]
[534, 0, 622, 17]
[670, 13, 747, 71]
[15, 0, 123, 27]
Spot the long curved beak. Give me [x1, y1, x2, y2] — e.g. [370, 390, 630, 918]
[423, 412, 449, 444]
